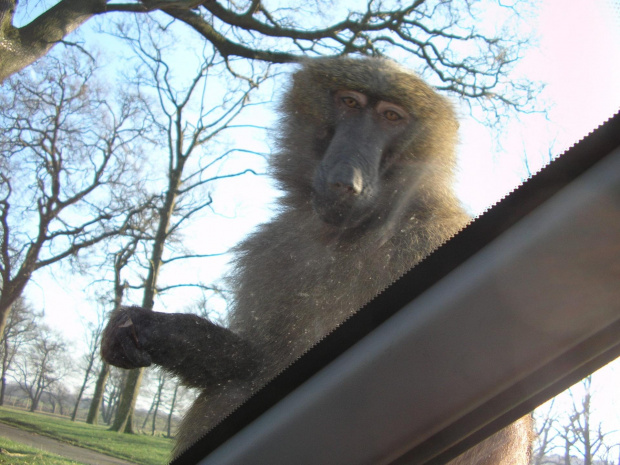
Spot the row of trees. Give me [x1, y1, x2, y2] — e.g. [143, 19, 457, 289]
[0, 298, 65, 413]
[1, 0, 543, 437]
[532, 371, 620, 465]
[1, 18, 266, 432]
[0, 296, 194, 435]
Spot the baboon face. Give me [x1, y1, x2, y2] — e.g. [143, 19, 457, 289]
[311, 89, 414, 229]
[275, 57, 458, 235]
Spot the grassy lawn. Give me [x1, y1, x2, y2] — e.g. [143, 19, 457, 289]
[0, 407, 173, 465]
[0, 436, 83, 465]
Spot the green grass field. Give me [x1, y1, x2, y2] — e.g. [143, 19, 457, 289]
[0, 436, 83, 465]
[0, 407, 173, 465]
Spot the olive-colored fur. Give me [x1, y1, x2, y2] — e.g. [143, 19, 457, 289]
[101, 57, 531, 463]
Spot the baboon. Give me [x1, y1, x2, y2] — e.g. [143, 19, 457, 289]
[101, 56, 532, 463]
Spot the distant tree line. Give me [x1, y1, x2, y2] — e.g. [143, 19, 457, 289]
[532, 371, 620, 465]
[0, 296, 193, 435]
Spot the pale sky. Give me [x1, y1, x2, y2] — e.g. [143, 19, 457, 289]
[457, 0, 620, 215]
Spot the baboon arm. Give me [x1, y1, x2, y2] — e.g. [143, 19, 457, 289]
[101, 306, 260, 389]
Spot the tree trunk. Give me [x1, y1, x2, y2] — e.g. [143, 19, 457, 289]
[151, 375, 164, 435]
[30, 393, 39, 412]
[103, 381, 121, 425]
[0, 300, 13, 354]
[166, 383, 179, 438]
[124, 409, 135, 433]
[0, 376, 6, 406]
[564, 439, 572, 465]
[0, 0, 100, 83]
[86, 362, 109, 424]
[109, 163, 184, 433]
[142, 397, 155, 429]
[0, 337, 9, 405]
[72, 357, 95, 420]
[110, 367, 143, 433]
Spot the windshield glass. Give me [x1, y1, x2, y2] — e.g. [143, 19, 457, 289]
[0, 1, 618, 464]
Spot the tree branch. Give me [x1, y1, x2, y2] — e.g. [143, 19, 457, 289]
[163, 8, 299, 63]
[162, 252, 228, 264]
[0, 0, 103, 82]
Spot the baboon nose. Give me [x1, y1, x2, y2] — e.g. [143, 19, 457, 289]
[328, 166, 364, 195]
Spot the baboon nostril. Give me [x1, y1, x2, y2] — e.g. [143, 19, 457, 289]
[332, 182, 360, 195]
[329, 166, 364, 195]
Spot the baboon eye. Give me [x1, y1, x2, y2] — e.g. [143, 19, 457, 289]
[342, 96, 361, 108]
[377, 101, 408, 123]
[335, 90, 367, 109]
[384, 110, 402, 121]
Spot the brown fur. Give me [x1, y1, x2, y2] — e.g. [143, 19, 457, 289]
[449, 416, 534, 465]
[101, 57, 531, 463]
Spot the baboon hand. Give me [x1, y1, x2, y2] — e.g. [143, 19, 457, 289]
[101, 306, 153, 369]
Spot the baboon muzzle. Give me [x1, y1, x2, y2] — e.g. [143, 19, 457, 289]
[312, 115, 386, 227]
[326, 164, 364, 195]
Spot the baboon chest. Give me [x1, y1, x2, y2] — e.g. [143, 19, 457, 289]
[232, 230, 404, 366]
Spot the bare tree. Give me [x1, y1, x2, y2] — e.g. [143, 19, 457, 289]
[165, 380, 190, 438]
[87, 362, 110, 424]
[563, 376, 609, 465]
[557, 421, 579, 465]
[0, 297, 38, 405]
[532, 399, 561, 465]
[0, 49, 147, 339]
[108, 20, 265, 433]
[47, 382, 72, 415]
[140, 370, 167, 435]
[71, 306, 107, 421]
[11, 326, 70, 412]
[151, 371, 166, 435]
[1, 1, 540, 122]
[536, 375, 617, 465]
[140, 371, 194, 437]
[600, 445, 620, 465]
[87, 239, 140, 424]
[99, 366, 126, 425]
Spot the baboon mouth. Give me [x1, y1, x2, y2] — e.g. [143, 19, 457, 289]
[312, 197, 372, 230]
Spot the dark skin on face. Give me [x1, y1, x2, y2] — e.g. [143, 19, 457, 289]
[312, 90, 413, 229]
